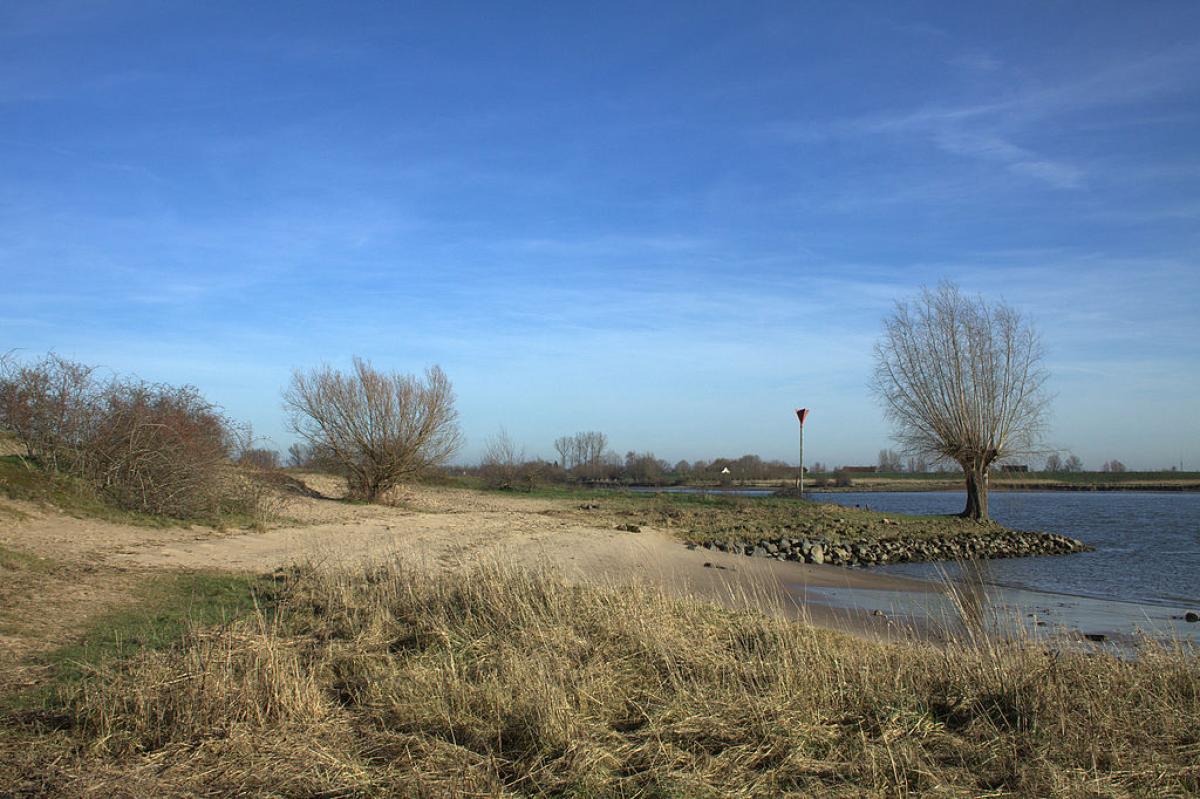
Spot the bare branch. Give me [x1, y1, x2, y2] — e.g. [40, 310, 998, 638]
[871, 282, 1050, 519]
[283, 359, 463, 501]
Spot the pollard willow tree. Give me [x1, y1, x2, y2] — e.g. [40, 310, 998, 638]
[871, 283, 1050, 520]
[284, 358, 462, 502]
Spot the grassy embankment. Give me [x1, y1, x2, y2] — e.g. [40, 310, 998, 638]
[3, 559, 1197, 796]
[0, 454, 188, 528]
[524, 484, 1021, 546]
[0, 453, 290, 530]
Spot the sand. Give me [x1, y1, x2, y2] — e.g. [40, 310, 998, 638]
[0, 479, 938, 673]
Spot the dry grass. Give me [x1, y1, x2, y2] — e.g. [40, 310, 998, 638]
[4, 560, 1198, 797]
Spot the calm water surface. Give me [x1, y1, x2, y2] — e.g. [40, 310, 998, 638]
[809, 491, 1200, 608]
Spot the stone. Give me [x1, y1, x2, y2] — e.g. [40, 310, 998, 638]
[1185, 611, 1200, 623]
[809, 544, 825, 565]
[752, 546, 767, 557]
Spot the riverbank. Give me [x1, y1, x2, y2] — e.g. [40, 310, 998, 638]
[5, 553, 1198, 797]
[3, 476, 1198, 795]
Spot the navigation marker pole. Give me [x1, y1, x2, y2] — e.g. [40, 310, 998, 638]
[795, 408, 809, 496]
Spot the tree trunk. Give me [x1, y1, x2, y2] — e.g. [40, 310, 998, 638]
[961, 464, 989, 520]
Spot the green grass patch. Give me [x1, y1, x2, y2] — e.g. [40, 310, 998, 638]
[41, 571, 278, 687]
[0, 571, 281, 712]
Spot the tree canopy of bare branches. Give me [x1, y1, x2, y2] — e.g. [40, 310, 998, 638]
[480, 428, 525, 490]
[283, 359, 462, 501]
[877, 448, 903, 473]
[553, 431, 608, 477]
[871, 283, 1050, 520]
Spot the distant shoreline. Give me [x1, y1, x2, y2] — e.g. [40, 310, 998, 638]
[622, 480, 1200, 494]
[803, 482, 1200, 494]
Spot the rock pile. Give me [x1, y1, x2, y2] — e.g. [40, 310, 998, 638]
[693, 530, 1090, 566]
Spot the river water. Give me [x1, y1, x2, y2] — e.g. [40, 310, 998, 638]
[807, 490, 1200, 609]
[627, 486, 1200, 641]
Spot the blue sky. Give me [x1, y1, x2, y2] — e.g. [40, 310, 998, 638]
[2, 1, 1198, 469]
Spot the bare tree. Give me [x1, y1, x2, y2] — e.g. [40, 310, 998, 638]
[872, 283, 1050, 520]
[239, 448, 281, 471]
[481, 428, 525, 489]
[284, 359, 462, 501]
[577, 431, 608, 475]
[624, 450, 665, 484]
[1063, 454, 1083, 472]
[906, 455, 929, 473]
[1044, 452, 1063, 472]
[553, 436, 573, 470]
[1101, 459, 1126, 473]
[553, 430, 609, 479]
[877, 448, 903, 473]
[287, 442, 312, 468]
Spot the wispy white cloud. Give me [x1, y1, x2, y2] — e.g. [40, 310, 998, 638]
[931, 129, 1084, 188]
[773, 42, 1200, 191]
[948, 50, 1002, 73]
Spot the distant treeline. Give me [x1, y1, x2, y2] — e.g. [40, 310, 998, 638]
[286, 433, 1182, 491]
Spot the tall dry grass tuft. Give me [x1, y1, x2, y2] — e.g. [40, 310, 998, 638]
[14, 560, 1200, 796]
[73, 627, 331, 753]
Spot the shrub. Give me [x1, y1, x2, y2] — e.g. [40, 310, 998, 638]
[87, 381, 240, 518]
[0, 352, 275, 523]
[284, 359, 462, 502]
[0, 352, 100, 472]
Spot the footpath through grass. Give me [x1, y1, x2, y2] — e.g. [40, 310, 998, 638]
[2, 560, 1196, 796]
[41, 571, 278, 686]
